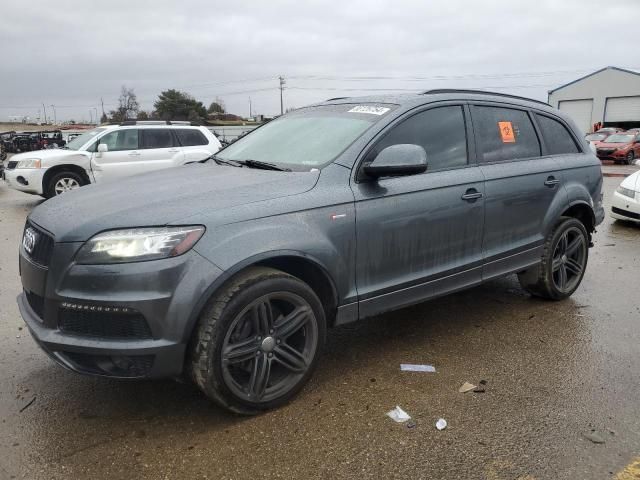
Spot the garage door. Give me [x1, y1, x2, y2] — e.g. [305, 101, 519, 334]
[604, 96, 640, 122]
[558, 99, 593, 134]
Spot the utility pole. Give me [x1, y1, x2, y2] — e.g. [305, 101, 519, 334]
[279, 75, 285, 115]
[50, 105, 56, 125]
[42, 103, 48, 124]
[100, 97, 105, 120]
[93, 107, 99, 125]
[89, 109, 93, 124]
[249, 96, 252, 118]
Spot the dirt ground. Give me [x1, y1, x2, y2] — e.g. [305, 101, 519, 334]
[0, 176, 639, 479]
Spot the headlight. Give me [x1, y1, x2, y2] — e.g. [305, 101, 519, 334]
[76, 226, 205, 264]
[616, 186, 636, 199]
[16, 158, 41, 169]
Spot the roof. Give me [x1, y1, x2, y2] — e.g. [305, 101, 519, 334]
[548, 66, 640, 94]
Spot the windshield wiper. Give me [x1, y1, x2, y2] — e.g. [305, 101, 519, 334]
[238, 159, 291, 171]
[205, 155, 243, 167]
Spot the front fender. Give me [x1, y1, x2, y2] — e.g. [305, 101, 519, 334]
[193, 207, 357, 304]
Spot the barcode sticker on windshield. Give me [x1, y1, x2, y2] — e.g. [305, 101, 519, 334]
[348, 106, 390, 115]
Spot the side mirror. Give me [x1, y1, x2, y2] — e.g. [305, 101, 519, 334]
[364, 144, 427, 179]
[97, 143, 108, 153]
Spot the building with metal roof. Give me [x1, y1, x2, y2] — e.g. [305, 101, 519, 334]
[548, 66, 640, 134]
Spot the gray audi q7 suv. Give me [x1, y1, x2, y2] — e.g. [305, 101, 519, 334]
[18, 90, 604, 414]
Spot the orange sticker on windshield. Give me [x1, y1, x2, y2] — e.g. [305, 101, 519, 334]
[498, 121, 516, 143]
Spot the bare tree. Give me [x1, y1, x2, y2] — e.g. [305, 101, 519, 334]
[109, 85, 140, 121]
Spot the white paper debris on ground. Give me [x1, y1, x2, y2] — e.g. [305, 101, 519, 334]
[436, 418, 447, 430]
[400, 363, 436, 373]
[459, 382, 477, 393]
[386, 406, 411, 423]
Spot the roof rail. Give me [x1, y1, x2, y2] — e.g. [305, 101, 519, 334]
[326, 97, 350, 101]
[119, 120, 200, 126]
[422, 89, 551, 107]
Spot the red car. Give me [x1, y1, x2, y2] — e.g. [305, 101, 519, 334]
[595, 132, 640, 164]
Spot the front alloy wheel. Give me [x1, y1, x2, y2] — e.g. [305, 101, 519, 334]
[190, 267, 326, 414]
[54, 177, 80, 194]
[221, 292, 318, 402]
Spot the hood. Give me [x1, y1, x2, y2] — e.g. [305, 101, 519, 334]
[29, 163, 319, 242]
[597, 142, 630, 149]
[620, 170, 640, 191]
[11, 148, 86, 162]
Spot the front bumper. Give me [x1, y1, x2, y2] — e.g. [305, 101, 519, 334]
[610, 190, 640, 223]
[4, 167, 45, 194]
[18, 239, 223, 379]
[596, 149, 628, 161]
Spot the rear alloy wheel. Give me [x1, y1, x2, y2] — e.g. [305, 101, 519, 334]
[46, 171, 85, 198]
[518, 217, 589, 300]
[190, 267, 326, 414]
[626, 151, 635, 165]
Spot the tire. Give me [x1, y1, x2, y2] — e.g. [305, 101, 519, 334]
[626, 151, 635, 165]
[189, 267, 326, 415]
[518, 217, 589, 300]
[45, 171, 85, 198]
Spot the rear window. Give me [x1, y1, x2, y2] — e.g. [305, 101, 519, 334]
[176, 129, 209, 146]
[141, 129, 175, 149]
[473, 106, 541, 163]
[535, 114, 579, 155]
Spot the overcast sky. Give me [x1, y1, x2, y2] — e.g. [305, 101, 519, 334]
[1, 0, 639, 123]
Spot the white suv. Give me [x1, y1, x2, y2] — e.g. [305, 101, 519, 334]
[3, 121, 221, 198]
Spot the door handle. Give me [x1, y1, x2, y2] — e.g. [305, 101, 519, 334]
[128, 151, 141, 156]
[168, 149, 180, 153]
[461, 189, 483, 201]
[544, 176, 560, 187]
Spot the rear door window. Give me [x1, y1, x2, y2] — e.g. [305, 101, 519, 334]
[473, 106, 541, 163]
[176, 129, 209, 146]
[535, 114, 580, 155]
[367, 105, 468, 171]
[140, 129, 175, 149]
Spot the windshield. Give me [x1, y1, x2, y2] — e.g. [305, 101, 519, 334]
[66, 128, 107, 150]
[217, 104, 395, 170]
[585, 133, 607, 141]
[603, 134, 634, 143]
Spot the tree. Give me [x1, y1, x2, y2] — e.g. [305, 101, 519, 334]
[100, 113, 108, 124]
[108, 85, 139, 122]
[154, 89, 207, 122]
[207, 98, 225, 114]
[137, 111, 149, 120]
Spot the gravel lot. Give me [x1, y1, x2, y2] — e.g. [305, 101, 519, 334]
[1, 170, 639, 479]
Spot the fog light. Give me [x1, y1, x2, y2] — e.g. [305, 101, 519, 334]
[16, 176, 28, 185]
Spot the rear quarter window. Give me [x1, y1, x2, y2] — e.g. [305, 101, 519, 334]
[535, 114, 580, 155]
[176, 129, 209, 146]
[473, 106, 541, 163]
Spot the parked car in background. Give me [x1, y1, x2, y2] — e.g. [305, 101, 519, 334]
[625, 128, 640, 134]
[37, 130, 66, 149]
[11, 133, 38, 152]
[596, 127, 624, 135]
[585, 132, 610, 153]
[611, 169, 640, 223]
[66, 132, 82, 142]
[595, 132, 640, 164]
[3, 121, 221, 198]
[17, 90, 604, 414]
[1, 131, 16, 153]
